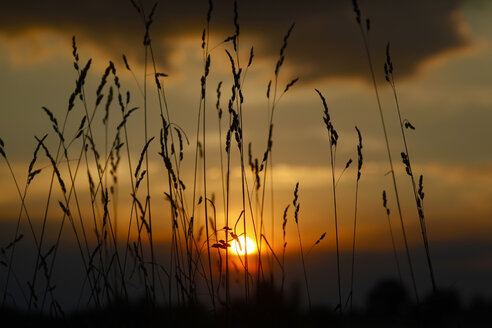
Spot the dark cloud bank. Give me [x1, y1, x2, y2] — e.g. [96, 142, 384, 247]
[0, 0, 471, 82]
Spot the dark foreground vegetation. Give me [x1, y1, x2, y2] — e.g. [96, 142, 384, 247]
[2, 279, 492, 327]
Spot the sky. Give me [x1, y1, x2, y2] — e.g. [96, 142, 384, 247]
[1, 0, 492, 307]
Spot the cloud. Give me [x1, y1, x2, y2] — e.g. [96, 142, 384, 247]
[0, 0, 472, 83]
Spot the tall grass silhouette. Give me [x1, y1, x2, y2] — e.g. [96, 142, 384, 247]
[0, 0, 451, 326]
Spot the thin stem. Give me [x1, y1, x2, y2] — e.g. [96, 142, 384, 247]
[349, 179, 359, 313]
[388, 73, 436, 293]
[296, 222, 311, 311]
[357, 23, 419, 303]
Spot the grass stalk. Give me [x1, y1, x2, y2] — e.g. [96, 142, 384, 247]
[382, 190, 403, 283]
[349, 127, 363, 313]
[292, 183, 311, 311]
[351, 0, 420, 304]
[385, 45, 437, 293]
[316, 88, 342, 313]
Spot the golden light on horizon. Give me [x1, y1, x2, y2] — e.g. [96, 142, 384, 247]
[230, 235, 256, 255]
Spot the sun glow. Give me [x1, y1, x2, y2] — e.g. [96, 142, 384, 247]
[230, 235, 256, 255]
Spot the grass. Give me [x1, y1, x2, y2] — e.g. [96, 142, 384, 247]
[0, 0, 483, 326]
[316, 88, 343, 313]
[292, 182, 311, 311]
[352, 0, 421, 306]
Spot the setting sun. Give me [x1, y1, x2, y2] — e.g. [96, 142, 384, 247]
[230, 235, 256, 255]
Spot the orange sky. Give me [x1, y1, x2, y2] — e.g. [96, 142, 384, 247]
[1, 0, 492, 258]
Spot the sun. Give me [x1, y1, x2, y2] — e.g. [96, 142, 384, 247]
[230, 235, 256, 255]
